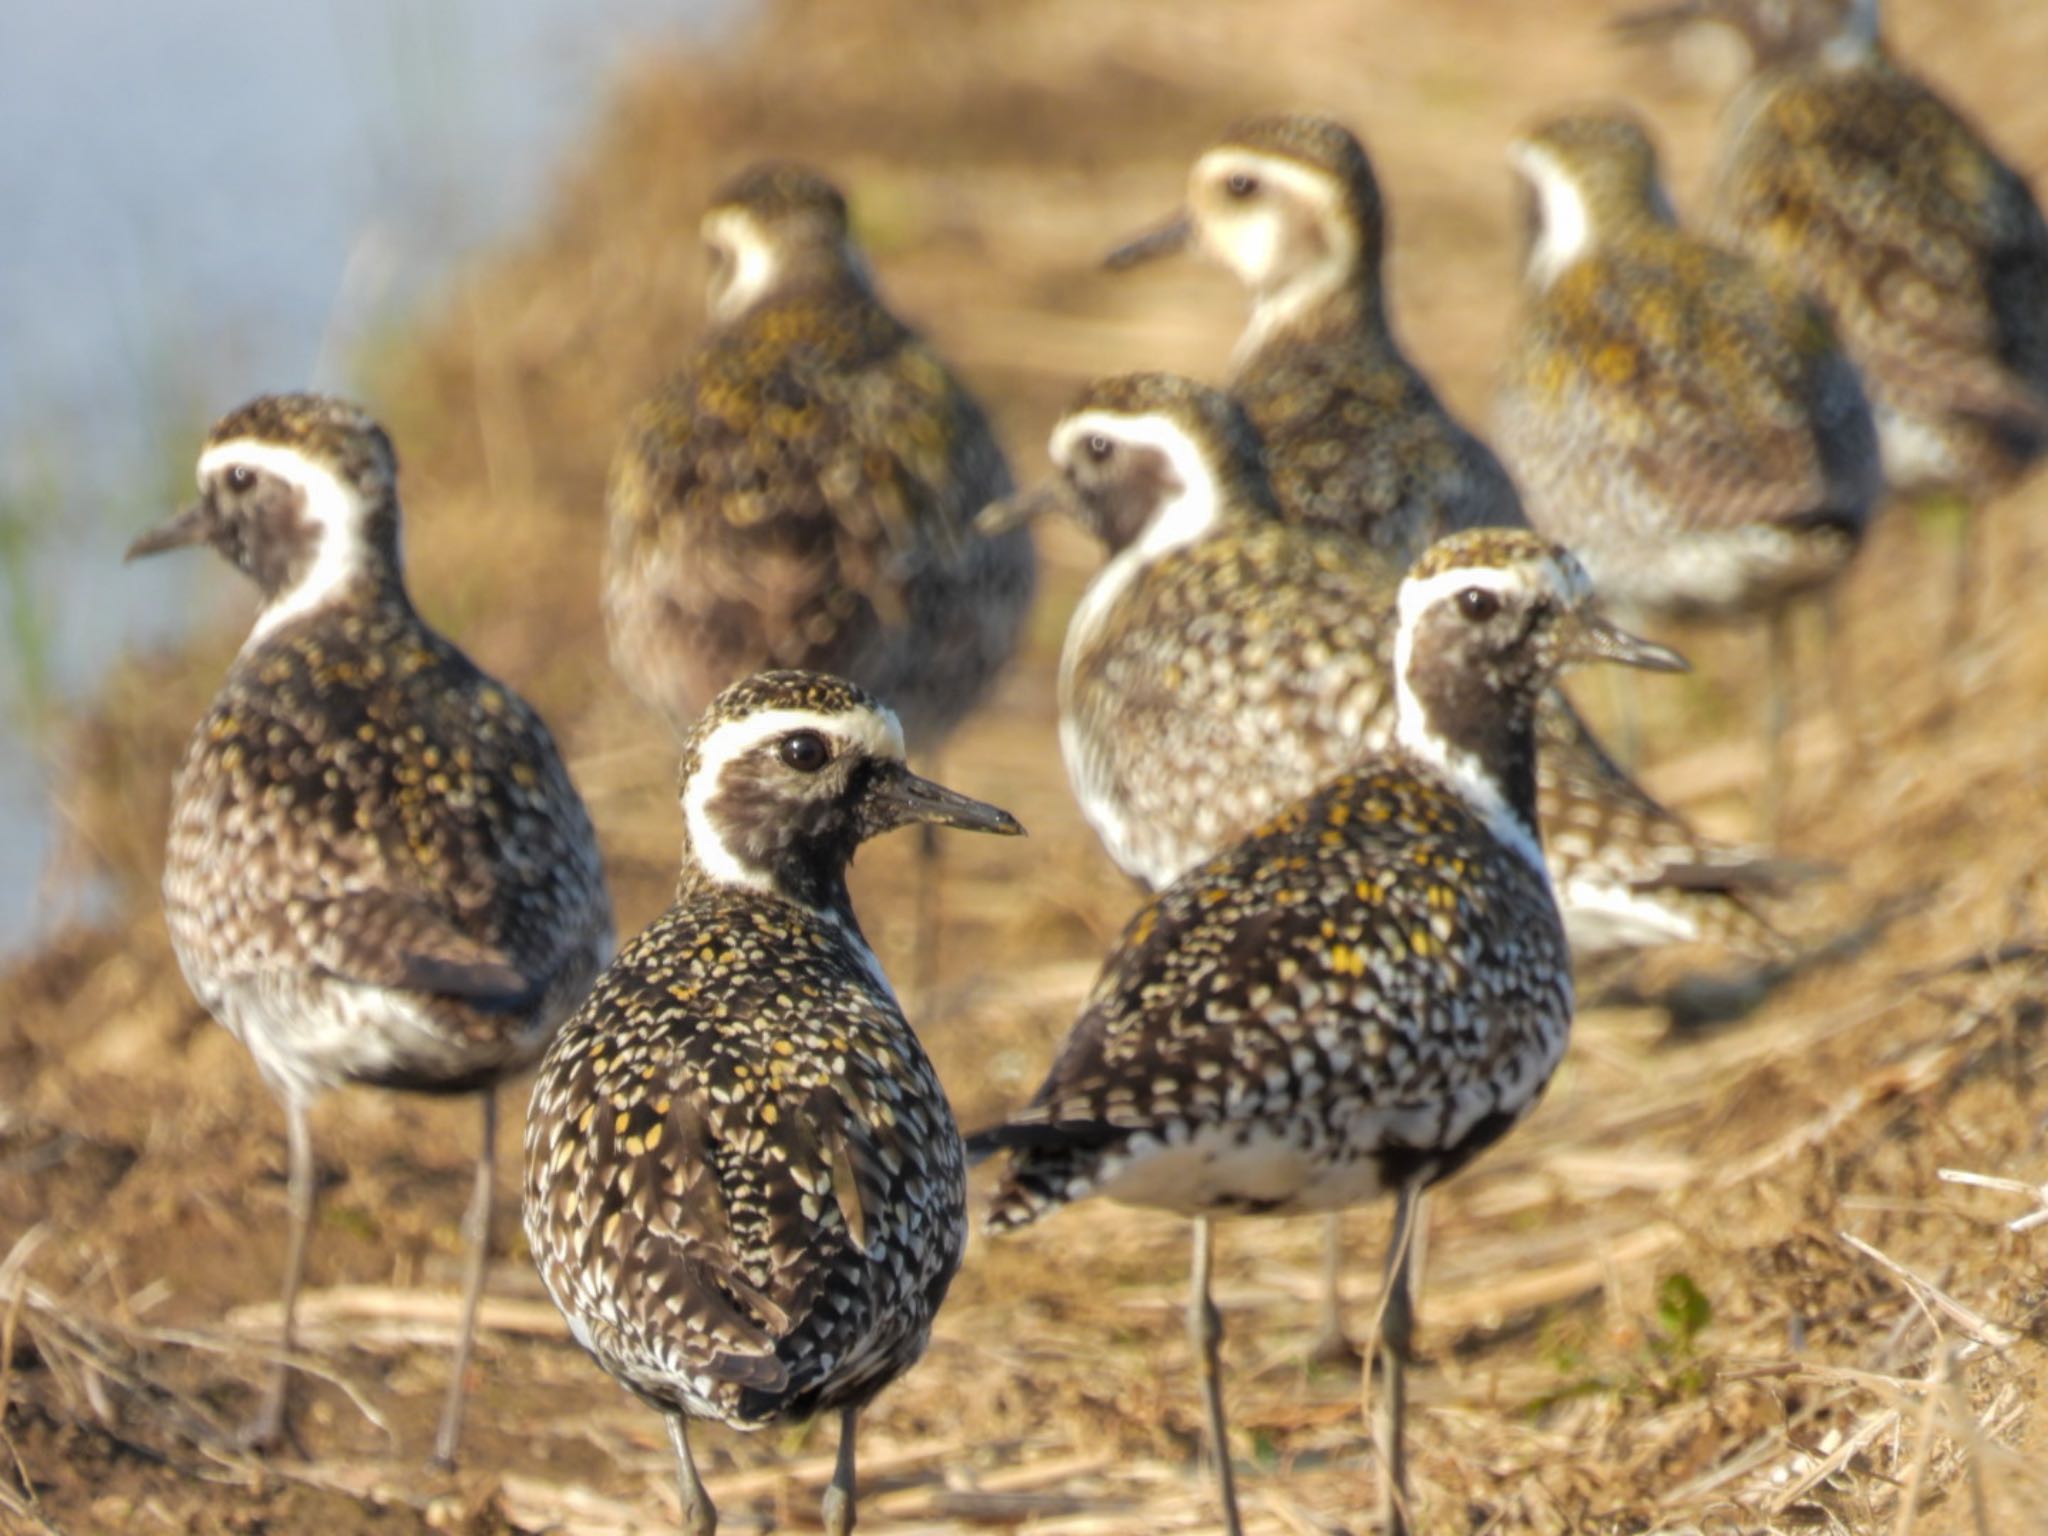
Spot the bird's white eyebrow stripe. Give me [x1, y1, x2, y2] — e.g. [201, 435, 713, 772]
[1397, 565, 1522, 618]
[1193, 147, 1343, 213]
[703, 207, 780, 322]
[1398, 552, 1589, 620]
[692, 705, 906, 775]
[199, 438, 336, 488]
[1049, 408, 1224, 560]
[1510, 139, 1593, 290]
[1051, 409, 1203, 481]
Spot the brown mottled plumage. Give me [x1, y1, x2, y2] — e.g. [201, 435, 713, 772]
[988, 373, 1788, 961]
[1106, 113, 1525, 565]
[524, 671, 1021, 1536]
[603, 164, 1035, 752]
[971, 528, 1685, 1536]
[1621, 0, 2048, 500]
[1498, 108, 1879, 823]
[1498, 109, 1879, 617]
[991, 374, 1787, 1375]
[125, 393, 613, 1465]
[1633, 0, 2048, 639]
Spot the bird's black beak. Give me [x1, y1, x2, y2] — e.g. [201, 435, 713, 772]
[124, 499, 211, 562]
[1104, 211, 1195, 271]
[1567, 612, 1690, 673]
[860, 760, 1024, 840]
[975, 479, 1074, 536]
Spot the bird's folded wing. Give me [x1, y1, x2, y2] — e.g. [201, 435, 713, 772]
[297, 891, 536, 1007]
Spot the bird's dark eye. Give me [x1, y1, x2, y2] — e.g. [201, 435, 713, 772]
[1457, 587, 1500, 622]
[1084, 434, 1114, 463]
[1224, 172, 1260, 199]
[225, 465, 257, 493]
[778, 730, 831, 773]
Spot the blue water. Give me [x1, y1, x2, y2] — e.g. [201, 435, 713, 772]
[0, 0, 741, 951]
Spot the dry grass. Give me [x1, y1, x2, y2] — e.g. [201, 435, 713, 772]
[5, 0, 2048, 1531]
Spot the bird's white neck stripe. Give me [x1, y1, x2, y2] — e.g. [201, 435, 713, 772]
[1391, 565, 1549, 883]
[1051, 411, 1223, 561]
[1052, 411, 1223, 673]
[201, 438, 378, 650]
[682, 705, 906, 894]
[703, 208, 780, 325]
[1511, 141, 1592, 292]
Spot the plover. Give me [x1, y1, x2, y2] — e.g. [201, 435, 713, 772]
[1497, 106, 1880, 824]
[985, 373, 1783, 1360]
[984, 374, 1784, 958]
[1626, 0, 2048, 642]
[523, 670, 1021, 1536]
[605, 162, 1034, 997]
[1105, 112, 1526, 565]
[126, 393, 614, 1464]
[970, 527, 1685, 1535]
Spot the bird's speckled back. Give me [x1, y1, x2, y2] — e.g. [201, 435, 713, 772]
[1499, 108, 1879, 617]
[980, 750, 1570, 1230]
[167, 592, 613, 1099]
[523, 883, 964, 1425]
[604, 167, 1034, 750]
[1711, 52, 2048, 496]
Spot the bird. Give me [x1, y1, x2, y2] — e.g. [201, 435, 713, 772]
[1104, 112, 1527, 566]
[1496, 106, 1880, 828]
[1620, 0, 2048, 646]
[982, 371, 1784, 1363]
[969, 525, 1687, 1536]
[124, 393, 614, 1465]
[604, 162, 1036, 998]
[522, 669, 1022, 1536]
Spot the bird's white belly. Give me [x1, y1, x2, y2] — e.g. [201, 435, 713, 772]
[1092, 1090, 1522, 1218]
[205, 971, 534, 1101]
[1578, 522, 1817, 618]
[1095, 1120, 1393, 1214]
[1558, 874, 1702, 957]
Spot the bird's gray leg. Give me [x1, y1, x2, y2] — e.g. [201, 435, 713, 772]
[433, 1085, 497, 1468]
[667, 1413, 717, 1536]
[1189, 1216, 1245, 1536]
[1305, 1212, 1359, 1364]
[1820, 585, 1861, 783]
[821, 1406, 859, 1536]
[245, 1096, 316, 1454]
[1369, 1183, 1421, 1536]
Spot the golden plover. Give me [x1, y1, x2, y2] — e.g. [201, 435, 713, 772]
[1497, 106, 1880, 823]
[971, 528, 1684, 1535]
[986, 372, 1783, 1361]
[985, 374, 1784, 958]
[125, 393, 614, 1463]
[523, 670, 1021, 1536]
[1635, 0, 2048, 642]
[605, 163, 1036, 991]
[605, 162, 1033, 745]
[1106, 112, 1526, 565]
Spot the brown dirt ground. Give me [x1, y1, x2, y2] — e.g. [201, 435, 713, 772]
[5, 0, 2048, 1531]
